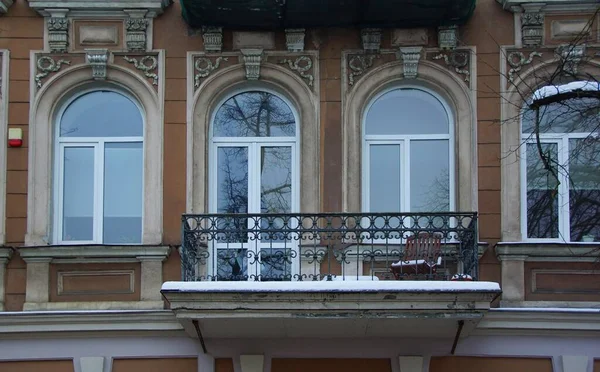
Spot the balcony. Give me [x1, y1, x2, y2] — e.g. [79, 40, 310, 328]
[162, 212, 500, 340]
[179, 212, 480, 282]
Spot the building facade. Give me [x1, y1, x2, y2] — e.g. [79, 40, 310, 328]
[0, 0, 600, 371]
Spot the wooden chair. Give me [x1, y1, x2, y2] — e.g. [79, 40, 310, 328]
[390, 232, 443, 280]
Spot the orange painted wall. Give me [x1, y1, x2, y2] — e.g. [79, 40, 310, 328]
[112, 358, 197, 372]
[0, 360, 74, 372]
[430, 356, 553, 372]
[271, 358, 392, 372]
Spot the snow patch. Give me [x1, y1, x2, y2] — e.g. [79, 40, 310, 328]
[531, 81, 600, 103]
[161, 280, 500, 293]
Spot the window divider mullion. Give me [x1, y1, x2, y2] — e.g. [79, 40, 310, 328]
[96, 141, 105, 244]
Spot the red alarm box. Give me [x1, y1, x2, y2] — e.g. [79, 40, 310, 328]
[8, 128, 23, 147]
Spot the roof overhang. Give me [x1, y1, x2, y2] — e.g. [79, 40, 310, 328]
[162, 281, 501, 339]
[179, 0, 476, 30]
[497, 0, 600, 13]
[27, 0, 172, 17]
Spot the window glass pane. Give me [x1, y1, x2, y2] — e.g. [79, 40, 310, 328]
[213, 92, 296, 137]
[526, 143, 559, 239]
[569, 138, 600, 242]
[369, 144, 401, 212]
[217, 248, 248, 280]
[60, 91, 143, 137]
[217, 147, 249, 214]
[365, 89, 449, 135]
[62, 147, 94, 241]
[260, 147, 292, 214]
[410, 140, 450, 212]
[522, 97, 600, 134]
[103, 142, 143, 244]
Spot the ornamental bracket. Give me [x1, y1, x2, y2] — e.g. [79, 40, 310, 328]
[285, 29, 305, 52]
[125, 9, 149, 52]
[241, 48, 263, 80]
[398, 47, 422, 78]
[85, 49, 110, 80]
[361, 28, 382, 53]
[47, 8, 69, 53]
[202, 27, 223, 53]
[520, 3, 545, 47]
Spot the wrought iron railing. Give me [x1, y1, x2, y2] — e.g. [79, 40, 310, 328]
[180, 212, 478, 282]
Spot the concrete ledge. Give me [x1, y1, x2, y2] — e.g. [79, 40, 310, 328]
[499, 301, 600, 309]
[23, 301, 165, 311]
[19, 245, 171, 261]
[496, 242, 600, 262]
[0, 310, 181, 333]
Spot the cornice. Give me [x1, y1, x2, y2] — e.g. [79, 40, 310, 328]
[27, 0, 172, 17]
[497, 0, 600, 13]
[475, 307, 600, 336]
[0, 310, 182, 334]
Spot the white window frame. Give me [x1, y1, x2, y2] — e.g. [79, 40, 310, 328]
[361, 86, 456, 214]
[53, 88, 145, 245]
[520, 131, 593, 243]
[208, 88, 300, 279]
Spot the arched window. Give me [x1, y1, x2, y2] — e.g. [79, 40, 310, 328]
[209, 90, 299, 279]
[362, 87, 454, 213]
[54, 90, 144, 244]
[521, 81, 600, 242]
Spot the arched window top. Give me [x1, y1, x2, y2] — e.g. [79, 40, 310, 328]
[60, 90, 143, 138]
[522, 81, 600, 134]
[365, 88, 450, 135]
[213, 91, 296, 138]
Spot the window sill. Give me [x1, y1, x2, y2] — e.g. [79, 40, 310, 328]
[23, 301, 165, 311]
[495, 241, 600, 262]
[19, 244, 170, 262]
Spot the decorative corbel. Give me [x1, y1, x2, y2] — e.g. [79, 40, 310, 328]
[361, 28, 382, 53]
[85, 49, 110, 80]
[285, 29, 305, 52]
[241, 48, 263, 80]
[398, 47, 422, 78]
[437, 25, 458, 50]
[202, 27, 223, 53]
[520, 3, 545, 47]
[125, 9, 149, 51]
[46, 9, 69, 53]
[556, 44, 586, 75]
